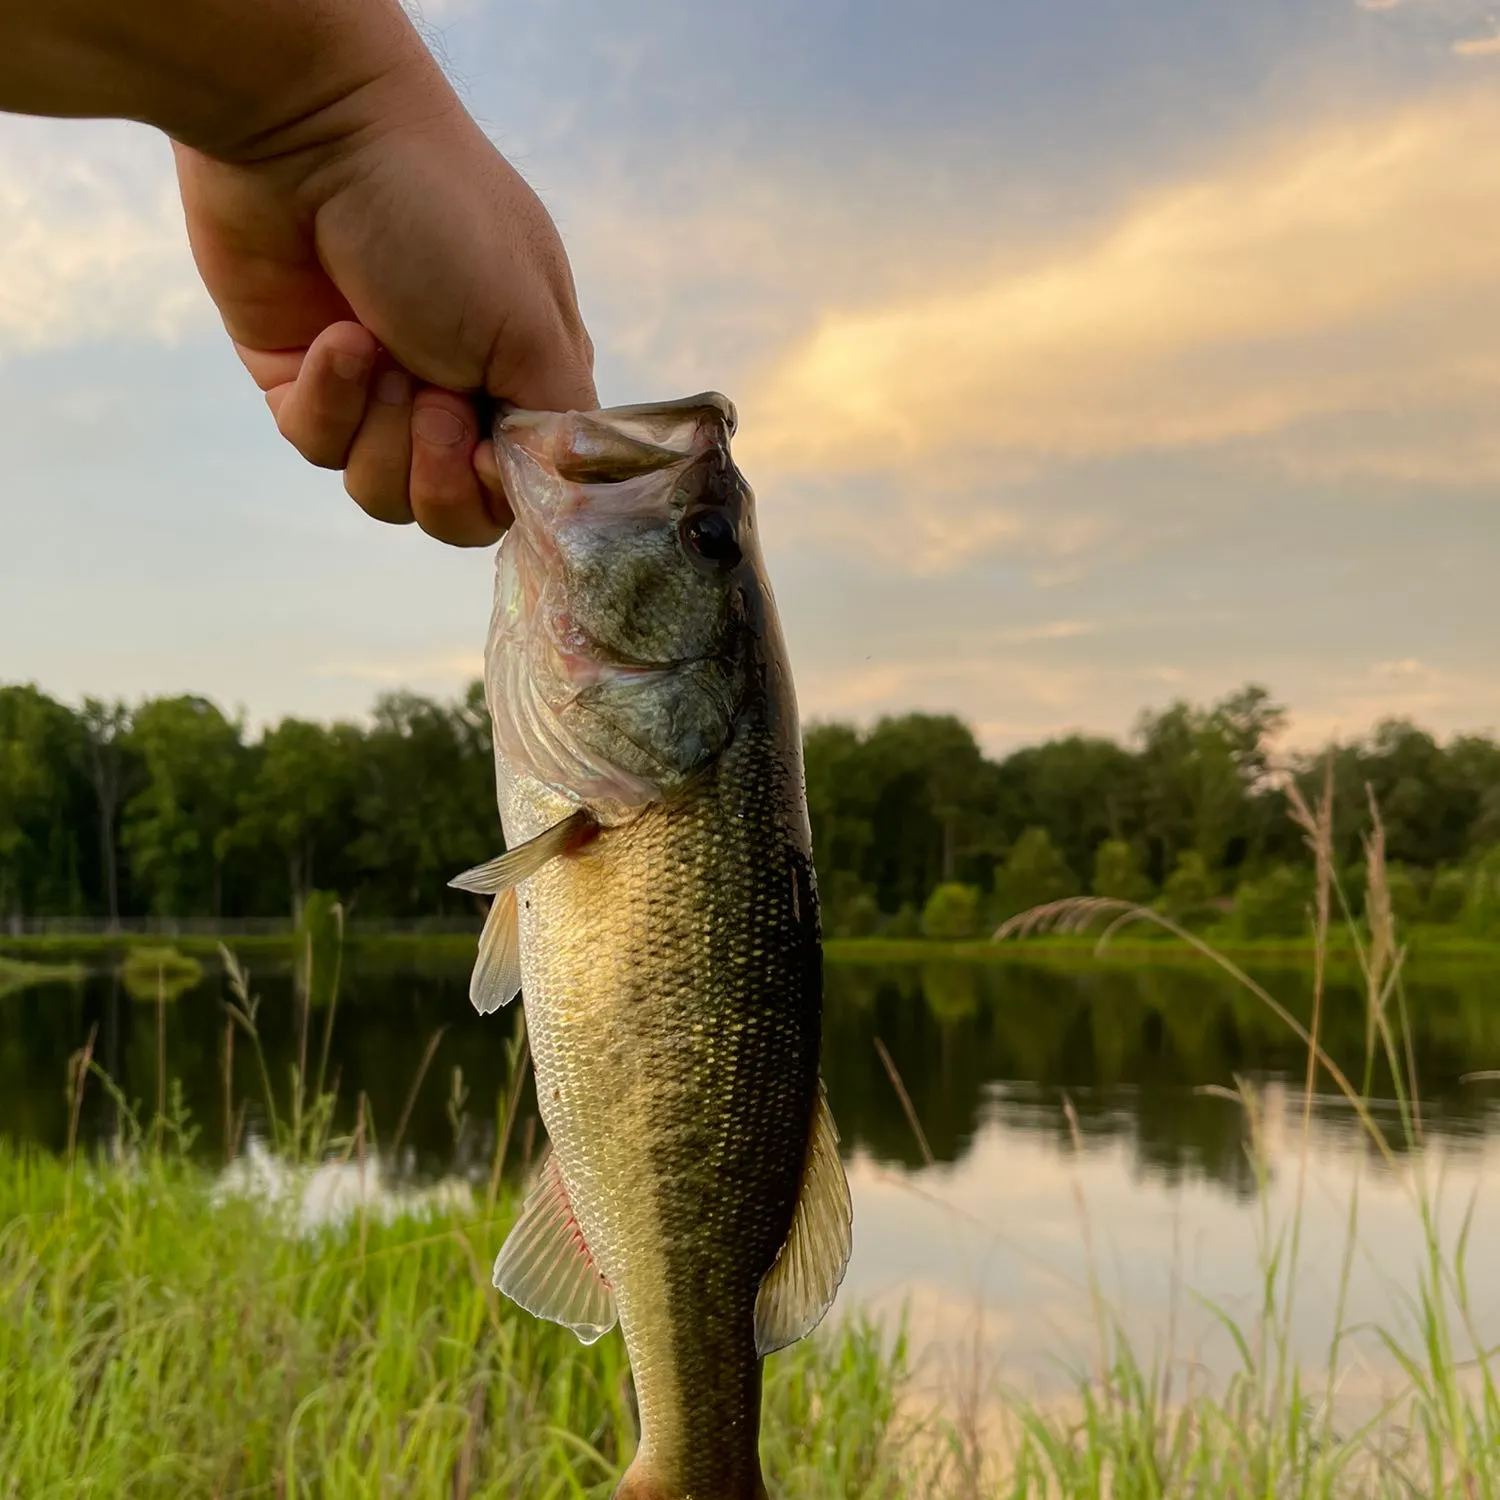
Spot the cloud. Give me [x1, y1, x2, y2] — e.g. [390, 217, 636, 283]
[1453, 31, 1500, 54]
[739, 89, 1500, 489]
[0, 119, 208, 358]
[1282, 658, 1500, 746]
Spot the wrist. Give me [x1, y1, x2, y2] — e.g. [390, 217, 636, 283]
[180, 1, 453, 175]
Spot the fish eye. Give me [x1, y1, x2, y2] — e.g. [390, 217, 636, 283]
[679, 509, 742, 569]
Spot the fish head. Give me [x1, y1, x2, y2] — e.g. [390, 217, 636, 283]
[488, 393, 774, 809]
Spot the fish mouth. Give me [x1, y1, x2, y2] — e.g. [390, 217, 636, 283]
[492, 393, 738, 523]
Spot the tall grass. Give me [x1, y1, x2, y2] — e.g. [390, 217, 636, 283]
[3, 779, 1498, 1497]
[944, 776, 1500, 1498]
[0, 913, 913, 1499]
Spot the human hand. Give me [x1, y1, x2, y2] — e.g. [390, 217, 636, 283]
[173, 51, 597, 547]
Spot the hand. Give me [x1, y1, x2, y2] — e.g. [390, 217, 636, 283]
[173, 60, 597, 546]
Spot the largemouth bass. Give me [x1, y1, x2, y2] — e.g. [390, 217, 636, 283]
[452, 393, 853, 1500]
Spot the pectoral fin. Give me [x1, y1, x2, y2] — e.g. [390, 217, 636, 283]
[754, 1082, 853, 1356]
[450, 811, 596, 1016]
[469, 888, 521, 1013]
[494, 1151, 617, 1345]
[449, 809, 596, 895]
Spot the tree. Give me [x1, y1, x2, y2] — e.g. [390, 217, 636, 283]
[801, 713, 1001, 917]
[76, 698, 134, 930]
[921, 883, 981, 939]
[0, 685, 85, 930]
[1462, 847, 1500, 938]
[233, 718, 359, 922]
[122, 696, 247, 918]
[1426, 867, 1468, 925]
[350, 687, 497, 916]
[994, 735, 1144, 881]
[1091, 839, 1152, 904]
[1160, 851, 1215, 919]
[1234, 865, 1311, 940]
[992, 827, 1080, 924]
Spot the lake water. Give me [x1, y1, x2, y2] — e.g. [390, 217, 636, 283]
[5, 947, 1499, 1403]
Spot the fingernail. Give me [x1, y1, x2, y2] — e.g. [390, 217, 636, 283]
[331, 351, 370, 382]
[414, 406, 466, 446]
[375, 369, 412, 406]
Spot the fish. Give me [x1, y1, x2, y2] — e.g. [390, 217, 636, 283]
[451, 392, 853, 1500]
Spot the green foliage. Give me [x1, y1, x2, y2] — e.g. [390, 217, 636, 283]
[920, 882, 981, 939]
[8, 675, 1500, 939]
[1461, 845, 1500, 937]
[0, 1147, 906, 1497]
[1160, 849, 1215, 917]
[886, 903, 922, 939]
[993, 826, 1080, 922]
[0, 684, 90, 924]
[1091, 838, 1152, 903]
[1233, 865, 1312, 939]
[122, 696, 245, 917]
[1426, 866, 1469, 925]
[804, 713, 1001, 917]
[822, 870, 883, 939]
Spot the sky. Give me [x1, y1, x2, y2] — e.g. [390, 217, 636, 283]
[3, 0, 1500, 755]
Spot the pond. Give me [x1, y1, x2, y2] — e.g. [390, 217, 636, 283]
[4, 946, 1499, 1401]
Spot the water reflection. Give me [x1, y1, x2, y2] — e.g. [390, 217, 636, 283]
[4, 952, 1500, 1188]
[5, 949, 1498, 1391]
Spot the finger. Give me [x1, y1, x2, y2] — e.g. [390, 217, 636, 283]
[236, 343, 305, 396]
[472, 438, 515, 532]
[410, 391, 505, 548]
[344, 365, 417, 526]
[494, 316, 598, 414]
[266, 323, 378, 470]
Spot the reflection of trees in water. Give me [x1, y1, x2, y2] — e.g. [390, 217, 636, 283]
[6, 956, 1500, 1197]
[823, 959, 1500, 1195]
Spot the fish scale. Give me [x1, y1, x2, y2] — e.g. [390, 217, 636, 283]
[456, 393, 852, 1500]
[508, 723, 818, 1496]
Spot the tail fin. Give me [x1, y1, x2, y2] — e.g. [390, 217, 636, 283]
[612, 1461, 769, 1500]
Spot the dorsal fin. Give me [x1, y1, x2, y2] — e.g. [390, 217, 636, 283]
[754, 1082, 853, 1355]
[494, 1152, 617, 1345]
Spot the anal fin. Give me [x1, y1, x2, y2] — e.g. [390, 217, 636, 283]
[494, 1151, 617, 1345]
[754, 1081, 853, 1356]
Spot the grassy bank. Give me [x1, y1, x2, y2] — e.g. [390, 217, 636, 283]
[827, 922, 1500, 969]
[9, 926, 1500, 973]
[4, 1119, 1497, 1497]
[4, 784, 1500, 1497]
[0, 1144, 907, 1498]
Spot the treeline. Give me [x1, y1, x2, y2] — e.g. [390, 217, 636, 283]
[4, 680, 1500, 937]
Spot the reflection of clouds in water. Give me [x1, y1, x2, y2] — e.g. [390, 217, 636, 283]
[214, 1140, 474, 1237]
[836, 1099, 1500, 1401]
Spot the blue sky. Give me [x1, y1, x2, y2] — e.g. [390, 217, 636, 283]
[3, 0, 1500, 751]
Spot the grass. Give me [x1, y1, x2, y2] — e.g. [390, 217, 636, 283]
[3, 782, 1499, 1496]
[0, 1144, 909, 1499]
[827, 922, 1500, 968]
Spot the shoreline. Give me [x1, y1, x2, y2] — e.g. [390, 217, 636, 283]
[3, 927, 1499, 969]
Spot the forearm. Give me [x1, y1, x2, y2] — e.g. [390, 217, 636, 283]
[0, 0, 442, 159]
